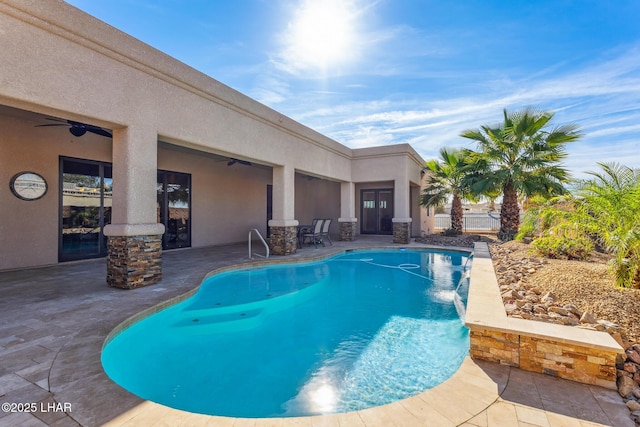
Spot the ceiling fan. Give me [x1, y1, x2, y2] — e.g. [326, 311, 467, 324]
[36, 118, 112, 138]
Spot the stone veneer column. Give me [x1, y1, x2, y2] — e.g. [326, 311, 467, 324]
[269, 165, 297, 255]
[104, 223, 165, 289]
[107, 234, 162, 289]
[106, 125, 163, 288]
[338, 218, 357, 241]
[268, 224, 298, 255]
[339, 182, 357, 242]
[392, 218, 412, 244]
[393, 175, 412, 244]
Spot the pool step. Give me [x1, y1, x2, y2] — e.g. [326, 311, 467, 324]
[173, 307, 264, 333]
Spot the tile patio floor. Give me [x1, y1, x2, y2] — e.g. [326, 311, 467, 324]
[0, 236, 633, 426]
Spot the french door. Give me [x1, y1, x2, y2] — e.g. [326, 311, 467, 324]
[361, 189, 394, 235]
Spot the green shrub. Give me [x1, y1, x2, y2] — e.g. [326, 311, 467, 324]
[532, 236, 593, 260]
[576, 162, 640, 288]
[516, 163, 639, 287]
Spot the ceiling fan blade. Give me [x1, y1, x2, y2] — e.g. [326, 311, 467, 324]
[87, 127, 112, 138]
[34, 116, 111, 138]
[227, 158, 252, 166]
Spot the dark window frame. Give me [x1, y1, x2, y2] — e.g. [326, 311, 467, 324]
[360, 188, 394, 235]
[157, 169, 192, 250]
[58, 156, 112, 262]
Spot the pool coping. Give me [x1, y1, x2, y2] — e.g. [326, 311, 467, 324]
[102, 356, 508, 426]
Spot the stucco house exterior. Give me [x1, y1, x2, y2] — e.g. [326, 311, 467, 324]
[0, 0, 433, 288]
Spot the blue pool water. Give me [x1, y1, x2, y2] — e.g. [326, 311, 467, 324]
[101, 249, 472, 418]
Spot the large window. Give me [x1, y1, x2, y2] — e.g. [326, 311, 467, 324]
[59, 158, 112, 261]
[59, 158, 192, 261]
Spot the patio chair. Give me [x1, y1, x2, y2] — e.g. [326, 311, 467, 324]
[297, 218, 320, 248]
[319, 218, 332, 246]
[302, 219, 325, 248]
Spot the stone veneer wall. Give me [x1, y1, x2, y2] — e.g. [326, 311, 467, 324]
[339, 221, 357, 241]
[469, 327, 619, 389]
[269, 225, 297, 255]
[467, 242, 623, 391]
[392, 222, 410, 244]
[470, 328, 520, 366]
[107, 235, 162, 289]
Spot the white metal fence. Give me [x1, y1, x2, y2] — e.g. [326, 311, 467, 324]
[434, 213, 500, 231]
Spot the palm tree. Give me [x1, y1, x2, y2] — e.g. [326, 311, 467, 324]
[461, 108, 582, 240]
[420, 148, 475, 235]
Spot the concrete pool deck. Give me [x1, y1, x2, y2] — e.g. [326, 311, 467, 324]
[0, 236, 633, 426]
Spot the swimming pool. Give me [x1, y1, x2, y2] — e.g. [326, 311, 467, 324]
[101, 249, 472, 418]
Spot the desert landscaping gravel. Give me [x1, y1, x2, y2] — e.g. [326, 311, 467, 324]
[495, 240, 640, 344]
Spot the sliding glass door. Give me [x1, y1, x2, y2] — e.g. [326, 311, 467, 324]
[59, 158, 112, 261]
[157, 171, 191, 249]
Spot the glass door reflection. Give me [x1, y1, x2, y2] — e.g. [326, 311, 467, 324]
[360, 189, 394, 235]
[157, 171, 191, 250]
[60, 159, 111, 261]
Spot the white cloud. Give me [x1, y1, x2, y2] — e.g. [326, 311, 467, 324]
[280, 44, 640, 177]
[250, 74, 292, 105]
[587, 123, 640, 138]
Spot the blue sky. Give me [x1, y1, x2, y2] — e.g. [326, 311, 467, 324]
[66, 0, 640, 179]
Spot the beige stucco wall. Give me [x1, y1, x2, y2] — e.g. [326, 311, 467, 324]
[0, 113, 112, 269]
[352, 145, 424, 221]
[352, 145, 424, 185]
[0, 110, 352, 269]
[0, 1, 428, 270]
[294, 175, 341, 236]
[0, 0, 353, 183]
[157, 144, 273, 247]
